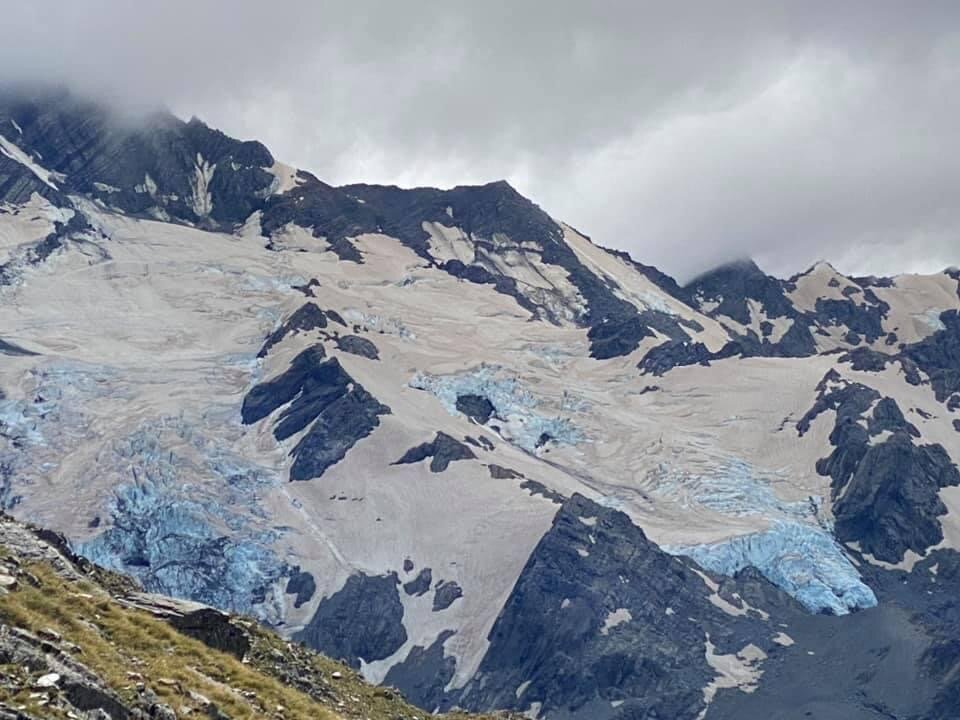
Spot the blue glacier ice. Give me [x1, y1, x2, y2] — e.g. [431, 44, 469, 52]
[80, 479, 282, 615]
[76, 420, 285, 620]
[666, 520, 877, 615]
[410, 365, 583, 451]
[657, 460, 877, 615]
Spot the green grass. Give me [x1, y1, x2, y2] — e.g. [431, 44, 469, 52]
[0, 560, 513, 719]
[0, 564, 340, 718]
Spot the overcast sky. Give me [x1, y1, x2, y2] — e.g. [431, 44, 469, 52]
[3, 1, 959, 281]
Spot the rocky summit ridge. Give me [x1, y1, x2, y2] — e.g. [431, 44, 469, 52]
[0, 86, 959, 719]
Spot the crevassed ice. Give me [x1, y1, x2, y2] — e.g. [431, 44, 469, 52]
[917, 308, 947, 332]
[657, 460, 877, 615]
[342, 308, 415, 339]
[654, 459, 818, 520]
[410, 365, 583, 451]
[666, 521, 877, 615]
[634, 290, 676, 315]
[77, 421, 285, 620]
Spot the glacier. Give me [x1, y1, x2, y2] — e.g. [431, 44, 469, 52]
[410, 364, 583, 451]
[666, 521, 877, 615]
[77, 420, 286, 621]
[657, 460, 877, 615]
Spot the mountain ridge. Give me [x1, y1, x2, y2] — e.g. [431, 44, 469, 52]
[0, 86, 959, 719]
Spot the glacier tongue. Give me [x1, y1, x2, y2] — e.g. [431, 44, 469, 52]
[666, 521, 877, 615]
[657, 460, 877, 615]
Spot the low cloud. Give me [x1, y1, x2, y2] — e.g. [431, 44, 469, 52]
[3, 1, 959, 280]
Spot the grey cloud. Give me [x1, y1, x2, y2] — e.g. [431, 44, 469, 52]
[3, 1, 959, 280]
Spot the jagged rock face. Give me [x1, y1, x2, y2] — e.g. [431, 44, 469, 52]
[0, 88, 274, 228]
[688, 259, 797, 326]
[383, 629, 457, 711]
[902, 309, 960, 402]
[258, 303, 345, 358]
[457, 494, 776, 719]
[284, 567, 316, 608]
[798, 370, 960, 563]
[834, 434, 959, 562]
[1, 88, 959, 719]
[241, 345, 391, 480]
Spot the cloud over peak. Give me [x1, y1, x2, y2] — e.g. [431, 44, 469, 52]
[4, 1, 959, 280]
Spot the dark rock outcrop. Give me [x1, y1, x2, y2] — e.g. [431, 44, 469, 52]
[167, 606, 252, 660]
[394, 432, 476, 473]
[293, 572, 407, 668]
[798, 370, 960, 562]
[284, 567, 316, 608]
[0, 338, 38, 356]
[335, 334, 380, 360]
[901, 309, 960, 403]
[638, 340, 715, 376]
[241, 345, 390, 480]
[383, 630, 457, 712]
[455, 494, 773, 719]
[257, 303, 341, 358]
[520, 480, 565, 504]
[833, 434, 960, 562]
[0, 88, 274, 230]
[403, 567, 432, 597]
[839, 346, 894, 372]
[488, 464, 523, 480]
[432, 581, 463, 611]
[686, 259, 795, 327]
[813, 294, 888, 344]
[456, 394, 496, 424]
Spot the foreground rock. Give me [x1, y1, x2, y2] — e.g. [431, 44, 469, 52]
[0, 513, 514, 720]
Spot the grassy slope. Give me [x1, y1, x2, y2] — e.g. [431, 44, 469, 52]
[0, 559, 506, 720]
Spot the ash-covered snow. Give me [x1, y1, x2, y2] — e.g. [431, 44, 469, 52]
[410, 365, 582, 451]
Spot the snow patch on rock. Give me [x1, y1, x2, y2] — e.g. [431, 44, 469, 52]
[191, 154, 216, 218]
[0, 134, 60, 189]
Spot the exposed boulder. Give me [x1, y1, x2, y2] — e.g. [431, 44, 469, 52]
[335, 334, 380, 360]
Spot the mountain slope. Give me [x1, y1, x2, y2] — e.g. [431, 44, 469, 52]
[0, 513, 509, 720]
[0, 86, 959, 719]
